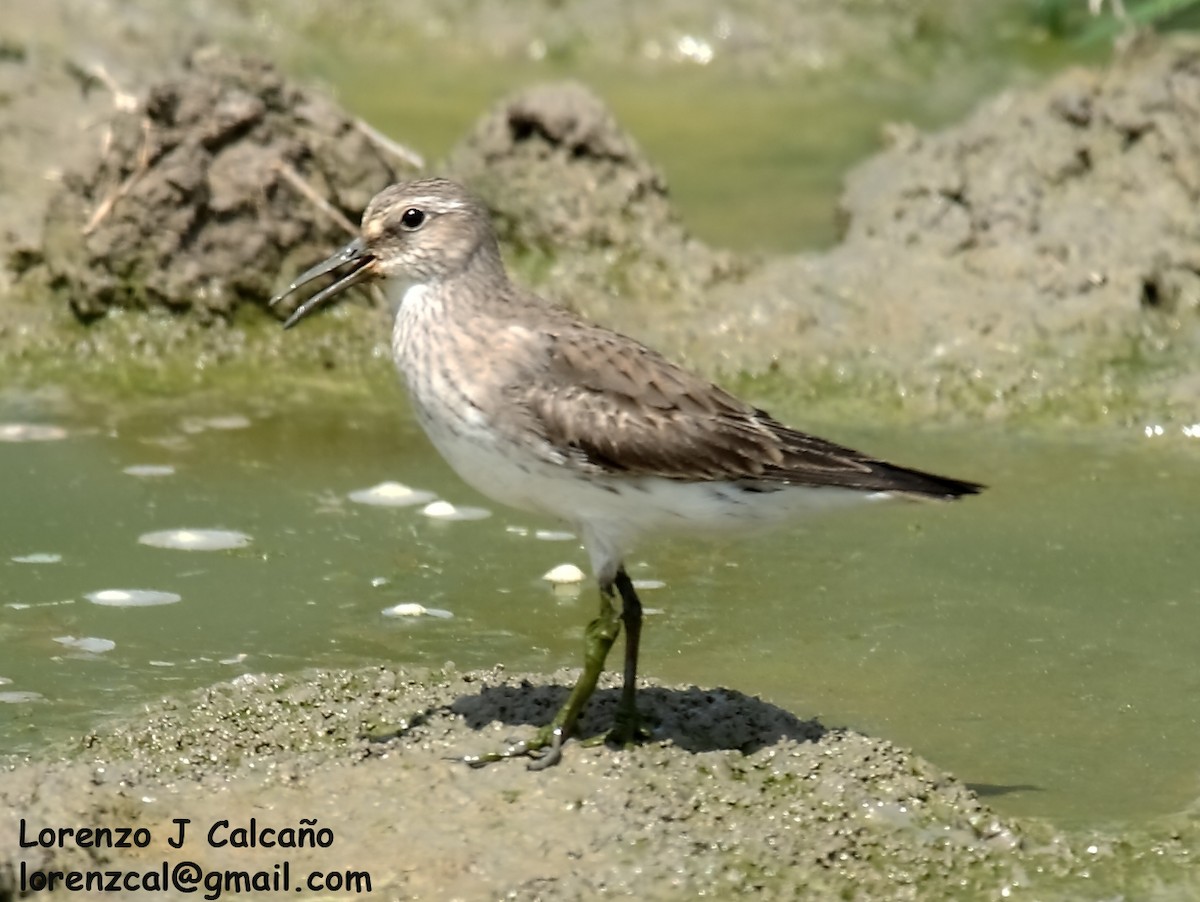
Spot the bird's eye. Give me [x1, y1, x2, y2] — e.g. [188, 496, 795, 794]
[400, 208, 426, 230]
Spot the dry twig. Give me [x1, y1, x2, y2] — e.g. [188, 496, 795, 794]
[274, 162, 358, 235]
[84, 62, 139, 112]
[354, 119, 425, 170]
[83, 117, 154, 235]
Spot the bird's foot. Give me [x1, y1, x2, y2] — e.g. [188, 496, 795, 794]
[605, 705, 650, 749]
[458, 724, 568, 770]
[457, 710, 651, 769]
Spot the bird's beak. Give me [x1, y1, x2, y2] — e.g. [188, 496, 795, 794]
[270, 237, 377, 330]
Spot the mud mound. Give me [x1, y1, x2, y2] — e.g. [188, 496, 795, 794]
[0, 664, 1093, 901]
[445, 82, 744, 328]
[36, 48, 414, 322]
[842, 36, 1200, 319]
[446, 80, 674, 252]
[687, 37, 1200, 421]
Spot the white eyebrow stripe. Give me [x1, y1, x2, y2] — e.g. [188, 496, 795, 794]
[404, 196, 466, 211]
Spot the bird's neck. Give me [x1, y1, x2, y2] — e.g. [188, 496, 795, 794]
[392, 243, 512, 319]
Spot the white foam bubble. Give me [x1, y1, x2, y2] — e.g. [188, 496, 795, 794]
[543, 563, 585, 584]
[632, 579, 666, 590]
[535, 529, 576, 542]
[138, 529, 251, 551]
[87, 588, 182, 607]
[348, 481, 436, 507]
[123, 464, 176, 477]
[181, 415, 251, 434]
[382, 602, 454, 619]
[0, 423, 67, 442]
[11, 553, 62, 564]
[54, 635, 116, 654]
[421, 501, 491, 521]
[0, 691, 44, 703]
[205, 415, 251, 430]
[6, 598, 74, 610]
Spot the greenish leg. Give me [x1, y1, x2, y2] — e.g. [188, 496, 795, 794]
[464, 580, 623, 769]
[525, 582, 625, 770]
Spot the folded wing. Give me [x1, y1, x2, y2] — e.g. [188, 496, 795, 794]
[508, 324, 982, 499]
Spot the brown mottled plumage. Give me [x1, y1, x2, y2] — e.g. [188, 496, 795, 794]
[272, 177, 982, 768]
[519, 322, 975, 492]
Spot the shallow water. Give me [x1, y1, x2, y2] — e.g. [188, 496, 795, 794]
[1, 386, 1197, 831]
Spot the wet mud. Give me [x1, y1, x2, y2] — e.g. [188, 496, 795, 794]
[7, 665, 1188, 901]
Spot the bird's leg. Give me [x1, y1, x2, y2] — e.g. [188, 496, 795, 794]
[608, 566, 649, 747]
[524, 582, 623, 769]
[463, 579, 622, 770]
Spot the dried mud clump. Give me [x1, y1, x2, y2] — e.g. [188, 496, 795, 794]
[842, 37, 1200, 323]
[445, 81, 744, 327]
[446, 80, 674, 253]
[36, 47, 413, 322]
[685, 37, 1200, 420]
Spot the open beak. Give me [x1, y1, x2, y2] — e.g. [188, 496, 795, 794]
[270, 238, 376, 330]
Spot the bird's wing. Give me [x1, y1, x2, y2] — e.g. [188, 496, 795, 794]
[507, 324, 980, 497]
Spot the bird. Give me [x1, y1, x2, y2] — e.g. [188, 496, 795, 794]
[271, 177, 983, 769]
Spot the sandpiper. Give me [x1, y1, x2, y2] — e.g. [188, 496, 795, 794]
[272, 177, 983, 768]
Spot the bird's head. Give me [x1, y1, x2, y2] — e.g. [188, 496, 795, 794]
[271, 177, 497, 329]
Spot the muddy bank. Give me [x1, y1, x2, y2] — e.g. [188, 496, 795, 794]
[2, 665, 1191, 901]
[4, 43, 747, 393]
[442, 80, 746, 331]
[5, 2, 1197, 424]
[0, 0, 1020, 301]
[686, 37, 1200, 423]
[38, 48, 407, 323]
